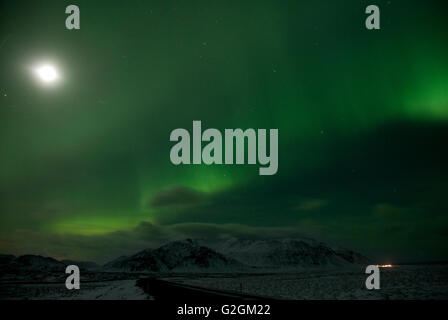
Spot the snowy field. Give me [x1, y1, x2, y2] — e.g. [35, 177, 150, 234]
[0, 279, 151, 300]
[1, 264, 447, 300]
[165, 264, 448, 300]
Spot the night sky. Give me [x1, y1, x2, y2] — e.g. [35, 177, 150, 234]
[1, 0, 447, 263]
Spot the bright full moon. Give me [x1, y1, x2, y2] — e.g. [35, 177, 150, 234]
[34, 64, 59, 84]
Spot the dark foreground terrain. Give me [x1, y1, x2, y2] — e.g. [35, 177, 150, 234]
[1, 264, 447, 300]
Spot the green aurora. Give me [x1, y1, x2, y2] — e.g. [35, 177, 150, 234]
[1, 0, 448, 263]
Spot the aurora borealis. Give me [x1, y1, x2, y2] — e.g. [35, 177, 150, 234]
[1, 0, 447, 263]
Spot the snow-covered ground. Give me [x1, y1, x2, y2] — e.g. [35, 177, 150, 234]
[1, 279, 152, 300]
[165, 264, 448, 300]
[2, 264, 447, 299]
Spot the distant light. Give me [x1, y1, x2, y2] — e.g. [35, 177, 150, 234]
[34, 64, 59, 84]
[376, 264, 393, 268]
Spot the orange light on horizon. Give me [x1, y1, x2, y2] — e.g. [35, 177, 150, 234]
[376, 264, 393, 268]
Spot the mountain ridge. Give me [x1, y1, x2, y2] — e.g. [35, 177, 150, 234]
[0, 237, 371, 274]
[104, 237, 371, 272]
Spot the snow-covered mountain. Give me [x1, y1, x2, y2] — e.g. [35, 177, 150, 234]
[104, 239, 246, 272]
[0, 254, 99, 273]
[0, 254, 65, 272]
[104, 249, 168, 272]
[155, 239, 246, 272]
[104, 238, 370, 272]
[196, 238, 371, 269]
[1, 237, 370, 275]
[332, 248, 371, 265]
